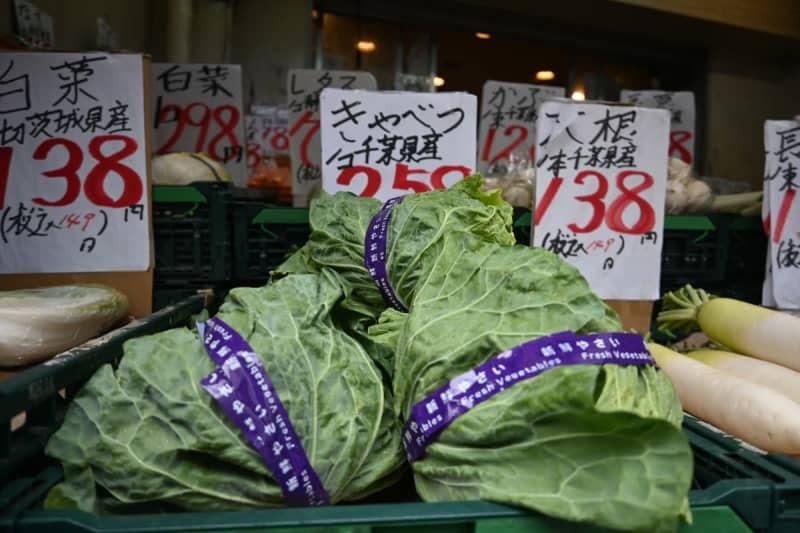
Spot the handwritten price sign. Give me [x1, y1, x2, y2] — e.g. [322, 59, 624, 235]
[287, 69, 377, 207]
[620, 90, 695, 165]
[0, 52, 149, 274]
[320, 89, 477, 203]
[151, 63, 246, 186]
[477, 81, 564, 174]
[762, 120, 800, 309]
[534, 100, 670, 300]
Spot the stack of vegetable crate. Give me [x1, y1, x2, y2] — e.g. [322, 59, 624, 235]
[229, 197, 311, 285]
[151, 182, 233, 310]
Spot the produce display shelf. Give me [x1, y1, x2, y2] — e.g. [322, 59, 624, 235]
[0, 295, 209, 486]
[152, 183, 231, 283]
[231, 204, 311, 282]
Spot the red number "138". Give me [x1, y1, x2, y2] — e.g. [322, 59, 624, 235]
[535, 170, 656, 235]
[0, 135, 142, 210]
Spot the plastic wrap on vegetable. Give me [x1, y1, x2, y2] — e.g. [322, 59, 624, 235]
[0, 284, 130, 367]
[151, 152, 231, 186]
[481, 151, 535, 208]
[666, 158, 762, 216]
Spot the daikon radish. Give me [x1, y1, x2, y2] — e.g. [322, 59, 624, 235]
[687, 349, 800, 404]
[657, 285, 800, 372]
[648, 342, 800, 454]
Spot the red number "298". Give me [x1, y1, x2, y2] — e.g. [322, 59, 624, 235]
[0, 135, 142, 210]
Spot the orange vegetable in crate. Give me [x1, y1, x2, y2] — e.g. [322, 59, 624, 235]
[248, 157, 292, 204]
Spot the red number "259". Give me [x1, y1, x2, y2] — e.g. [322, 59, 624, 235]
[336, 164, 471, 197]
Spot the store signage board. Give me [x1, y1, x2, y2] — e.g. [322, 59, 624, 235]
[286, 69, 377, 207]
[13, 0, 54, 49]
[320, 88, 477, 203]
[151, 63, 247, 186]
[620, 90, 695, 165]
[534, 99, 670, 300]
[762, 120, 800, 309]
[477, 81, 564, 175]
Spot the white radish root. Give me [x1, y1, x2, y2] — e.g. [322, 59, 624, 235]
[648, 342, 800, 454]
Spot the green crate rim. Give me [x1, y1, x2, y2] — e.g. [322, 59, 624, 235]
[251, 207, 309, 225]
[664, 215, 716, 231]
[152, 186, 209, 204]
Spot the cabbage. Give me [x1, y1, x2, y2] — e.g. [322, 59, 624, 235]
[280, 179, 692, 531]
[44, 271, 403, 512]
[382, 233, 692, 532]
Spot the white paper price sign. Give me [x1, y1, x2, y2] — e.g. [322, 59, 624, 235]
[0, 52, 149, 274]
[320, 89, 477, 203]
[620, 90, 695, 165]
[151, 63, 246, 186]
[287, 69, 377, 207]
[762, 120, 800, 309]
[534, 100, 670, 300]
[245, 107, 289, 174]
[478, 81, 564, 174]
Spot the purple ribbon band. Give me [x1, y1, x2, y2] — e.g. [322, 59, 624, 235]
[402, 331, 655, 463]
[198, 317, 329, 507]
[364, 196, 407, 312]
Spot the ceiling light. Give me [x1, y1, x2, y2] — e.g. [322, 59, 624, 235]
[356, 40, 376, 53]
[475, 32, 491, 40]
[535, 70, 555, 81]
[434, 76, 445, 87]
[571, 90, 586, 101]
[311, 9, 319, 19]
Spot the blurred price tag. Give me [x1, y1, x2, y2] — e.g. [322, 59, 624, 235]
[477, 81, 564, 175]
[320, 88, 477, 202]
[151, 63, 246, 186]
[245, 107, 289, 174]
[12, 0, 54, 49]
[763, 120, 800, 309]
[0, 52, 149, 274]
[620, 90, 695, 165]
[534, 99, 669, 300]
[287, 69, 376, 207]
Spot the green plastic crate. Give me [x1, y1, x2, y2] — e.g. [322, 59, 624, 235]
[11, 414, 800, 532]
[0, 295, 209, 486]
[153, 183, 231, 283]
[661, 215, 728, 289]
[231, 205, 310, 282]
[724, 215, 767, 290]
[683, 414, 800, 533]
[512, 207, 532, 245]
